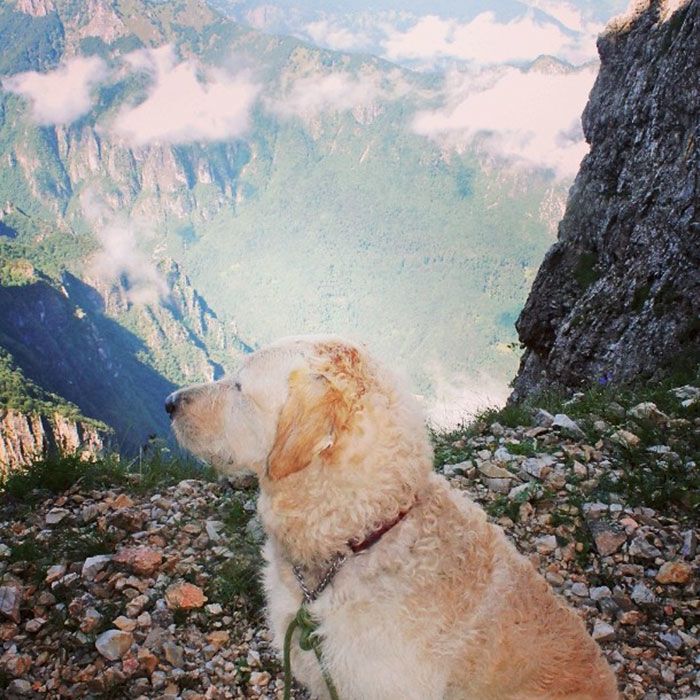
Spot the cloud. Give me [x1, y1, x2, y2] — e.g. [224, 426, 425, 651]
[109, 45, 260, 146]
[269, 70, 388, 121]
[412, 64, 597, 178]
[80, 188, 167, 306]
[424, 366, 510, 429]
[2, 56, 107, 125]
[381, 11, 598, 67]
[304, 19, 372, 52]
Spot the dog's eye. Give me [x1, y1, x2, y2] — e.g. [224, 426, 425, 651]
[234, 381, 242, 391]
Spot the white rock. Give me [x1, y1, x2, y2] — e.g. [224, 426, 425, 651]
[45, 508, 70, 525]
[552, 414, 585, 438]
[535, 535, 557, 554]
[592, 621, 616, 642]
[82, 554, 112, 581]
[590, 586, 612, 601]
[95, 629, 133, 660]
[631, 582, 657, 605]
[522, 455, 555, 480]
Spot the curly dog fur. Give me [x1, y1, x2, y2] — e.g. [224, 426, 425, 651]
[169, 335, 619, 700]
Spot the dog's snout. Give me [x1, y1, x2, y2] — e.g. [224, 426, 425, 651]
[165, 392, 180, 419]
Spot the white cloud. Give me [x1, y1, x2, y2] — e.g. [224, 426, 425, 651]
[110, 45, 260, 146]
[270, 70, 385, 121]
[81, 187, 167, 306]
[412, 64, 596, 178]
[381, 11, 598, 67]
[2, 56, 107, 125]
[304, 19, 371, 52]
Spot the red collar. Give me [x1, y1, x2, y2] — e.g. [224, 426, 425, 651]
[348, 503, 414, 554]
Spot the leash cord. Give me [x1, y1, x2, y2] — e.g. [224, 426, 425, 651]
[282, 605, 340, 700]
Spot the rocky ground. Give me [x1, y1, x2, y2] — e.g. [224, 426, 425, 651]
[0, 385, 698, 699]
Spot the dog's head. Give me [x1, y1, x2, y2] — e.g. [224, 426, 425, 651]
[167, 336, 372, 480]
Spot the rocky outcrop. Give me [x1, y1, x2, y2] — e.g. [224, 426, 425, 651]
[0, 408, 107, 476]
[512, 0, 699, 400]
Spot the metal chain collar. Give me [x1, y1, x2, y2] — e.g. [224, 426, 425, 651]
[292, 552, 347, 604]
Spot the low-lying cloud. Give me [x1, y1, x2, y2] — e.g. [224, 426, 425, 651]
[269, 70, 388, 121]
[81, 188, 167, 306]
[2, 56, 107, 125]
[381, 10, 598, 67]
[413, 64, 597, 178]
[109, 45, 260, 146]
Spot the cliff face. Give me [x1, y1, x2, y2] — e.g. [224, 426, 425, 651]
[511, 0, 699, 400]
[0, 408, 106, 475]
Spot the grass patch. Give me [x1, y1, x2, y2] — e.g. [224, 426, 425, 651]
[476, 403, 534, 429]
[0, 449, 217, 503]
[505, 439, 537, 457]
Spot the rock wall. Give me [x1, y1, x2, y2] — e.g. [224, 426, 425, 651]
[511, 0, 699, 400]
[0, 409, 106, 477]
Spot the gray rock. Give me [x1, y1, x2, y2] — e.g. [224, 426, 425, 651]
[95, 629, 133, 660]
[81, 554, 112, 581]
[510, 0, 700, 400]
[629, 537, 663, 560]
[590, 586, 612, 601]
[631, 582, 657, 605]
[45, 507, 70, 525]
[588, 521, 627, 556]
[592, 621, 616, 642]
[6, 679, 32, 696]
[681, 530, 698, 559]
[0, 585, 21, 623]
[522, 455, 556, 480]
[551, 414, 585, 438]
[660, 632, 683, 651]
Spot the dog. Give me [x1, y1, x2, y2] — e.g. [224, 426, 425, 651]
[167, 335, 619, 700]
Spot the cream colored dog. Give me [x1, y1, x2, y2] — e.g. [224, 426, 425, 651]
[167, 336, 619, 700]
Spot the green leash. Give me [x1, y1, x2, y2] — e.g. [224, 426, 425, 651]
[283, 604, 340, 700]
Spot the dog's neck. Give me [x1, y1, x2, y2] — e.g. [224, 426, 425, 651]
[258, 471, 425, 567]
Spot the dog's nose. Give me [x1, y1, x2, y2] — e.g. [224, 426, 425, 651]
[165, 392, 180, 419]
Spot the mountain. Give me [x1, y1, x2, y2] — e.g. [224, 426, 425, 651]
[0, 0, 576, 458]
[511, 0, 699, 400]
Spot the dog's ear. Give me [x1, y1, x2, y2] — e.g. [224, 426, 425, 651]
[267, 369, 350, 481]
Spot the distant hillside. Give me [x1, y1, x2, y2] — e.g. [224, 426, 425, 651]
[0, 0, 572, 425]
[512, 0, 699, 400]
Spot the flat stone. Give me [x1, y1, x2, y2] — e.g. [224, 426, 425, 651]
[534, 409, 554, 427]
[478, 463, 514, 479]
[522, 455, 556, 480]
[45, 507, 70, 525]
[535, 535, 557, 554]
[571, 582, 589, 597]
[482, 477, 512, 494]
[592, 621, 616, 642]
[113, 547, 163, 577]
[656, 561, 693, 585]
[610, 430, 641, 449]
[552, 414, 585, 438]
[629, 536, 662, 560]
[112, 493, 134, 509]
[45, 564, 67, 585]
[113, 616, 137, 632]
[95, 629, 133, 660]
[660, 632, 683, 651]
[588, 521, 627, 556]
[0, 585, 22, 624]
[631, 582, 657, 605]
[82, 554, 112, 581]
[7, 679, 32, 696]
[681, 530, 697, 559]
[590, 586, 612, 601]
[165, 582, 207, 610]
[163, 641, 184, 667]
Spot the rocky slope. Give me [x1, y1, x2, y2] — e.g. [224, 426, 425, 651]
[512, 0, 699, 400]
[0, 409, 107, 476]
[0, 379, 697, 698]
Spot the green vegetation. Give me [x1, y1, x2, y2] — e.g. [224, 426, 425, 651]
[0, 449, 215, 502]
[573, 251, 600, 289]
